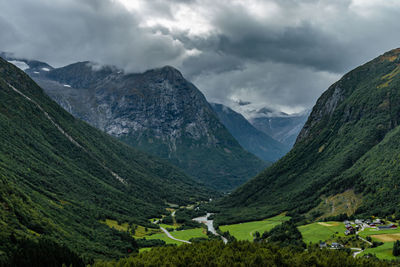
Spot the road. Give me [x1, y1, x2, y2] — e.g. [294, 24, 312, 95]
[159, 226, 191, 244]
[350, 248, 363, 258]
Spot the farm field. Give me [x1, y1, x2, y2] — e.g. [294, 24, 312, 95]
[145, 228, 208, 245]
[219, 215, 290, 241]
[158, 223, 180, 229]
[359, 242, 397, 260]
[359, 227, 400, 238]
[298, 221, 345, 244]
[142, 232, 182, 245]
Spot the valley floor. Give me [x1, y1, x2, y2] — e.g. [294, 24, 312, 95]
[101, 206, 400, 262]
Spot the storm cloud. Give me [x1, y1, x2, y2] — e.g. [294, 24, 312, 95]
[1, 0, 400, 114]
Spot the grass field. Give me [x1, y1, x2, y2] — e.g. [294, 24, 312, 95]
[144, 233, 182, 245]
[158, 223, 180, 229]
[359, 242, 397, 260]
[298, 221, 345, 244]
[359, 227, 400, 238]
[219, 215, 290, 241]
[145, 228, 208, 245]
[138, 247, 152, 253]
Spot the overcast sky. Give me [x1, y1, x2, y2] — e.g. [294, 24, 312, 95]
[1, 0, 400, 115]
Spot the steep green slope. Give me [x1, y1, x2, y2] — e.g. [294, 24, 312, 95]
[26, 62, 266, 191]
[211, 103, 288, 162]
[216, 48, 400, 224]
[0, 57, 212, 261]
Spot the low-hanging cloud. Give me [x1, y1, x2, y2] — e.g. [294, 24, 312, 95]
[1, 0, 400, 113]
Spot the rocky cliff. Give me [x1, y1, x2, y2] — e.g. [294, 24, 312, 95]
[23, 61, 265, 191]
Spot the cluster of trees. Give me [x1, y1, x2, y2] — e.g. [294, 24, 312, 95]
[92, 241, 391, 267]
[253, 221, 306, 249]
[0, 236, 85, 267]
[393, 241, 400, 257]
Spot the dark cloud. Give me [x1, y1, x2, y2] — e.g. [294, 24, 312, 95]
[1, 0, 400, 113]
[0, 0, 187, 72]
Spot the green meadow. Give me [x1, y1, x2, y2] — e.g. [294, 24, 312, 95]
[219, 215, 290, 241]
[298, 221, 345, 244]
[360, 242, 397, 260]
[144, 228, 208, 245]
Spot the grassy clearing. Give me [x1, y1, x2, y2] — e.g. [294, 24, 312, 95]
[158, 223, 180, 229]
[359, 227, 400, 237]
[144, 228, 207, 245]
[133, 225, 161, 238]
[371, 233, 400, 242]
[100, 219, 162, 238]
[219, 215, 290, 241]
[170, 228, 207, 240]
[359, 242, 397, 260]
[100, 219, 129, 232]
[138, 247, 152, 253]
[143, 233, 182, 245]
[299, 221, 345, 244]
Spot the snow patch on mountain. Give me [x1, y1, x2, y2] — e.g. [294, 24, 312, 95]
[8, 60, 29, 71]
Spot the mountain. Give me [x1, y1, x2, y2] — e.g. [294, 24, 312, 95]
[210, 103, 289, 162]
[216, 48, 400, 224]
[0, 57, 213, 261]
[249, 108, 309, 148]
[16, 60, 266, 191]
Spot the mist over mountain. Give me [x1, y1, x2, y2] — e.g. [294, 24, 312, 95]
[10, 58, 266, 191]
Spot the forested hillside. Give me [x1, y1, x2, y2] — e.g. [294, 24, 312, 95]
[0, 57, 213, 263]
[216, 48, 400, 224]
[92, 240, 389, 267]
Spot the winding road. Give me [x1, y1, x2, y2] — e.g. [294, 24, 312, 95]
[159, 226, 191, 244]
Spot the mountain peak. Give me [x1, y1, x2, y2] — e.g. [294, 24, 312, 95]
[145, 65, 184, 80]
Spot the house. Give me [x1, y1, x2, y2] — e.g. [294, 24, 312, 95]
[355, 219, 363, 225]
[369, 223, 376, 227]
[319, 242, 327, 248]
[378, 224, 397, 230]
[345, 230, 351, 236]
[331, 242, 342, 249]
[365, 219, 372, 224]
[343, 220, 350, 225]
[373, 219, 382, 224]
[345, 224, 352, 229]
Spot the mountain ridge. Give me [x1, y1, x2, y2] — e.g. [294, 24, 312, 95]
[16, 59, 266, 191]
[215, 47, 400, 224]
[211, 103, 288, 162]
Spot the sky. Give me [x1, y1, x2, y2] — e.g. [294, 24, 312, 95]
[1, 0, 400, 116]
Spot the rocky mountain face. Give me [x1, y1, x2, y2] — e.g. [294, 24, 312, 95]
[211, 103, 289, 162]
[17, 60, 265, 191]
[249, 108, 309, 148]
[0, 57, 213, 260]
[216, 48, 400, 224]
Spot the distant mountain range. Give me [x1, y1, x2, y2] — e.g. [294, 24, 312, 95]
[248, 108, 309, 148]
[0, 57, 213, 260]
[6, 57, 267, 191]
[217, 47, 400, 224]
[211, 103, 289, 162]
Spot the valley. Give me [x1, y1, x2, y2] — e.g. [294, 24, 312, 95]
[99, 207, 400, 262]
[2, 44, 400, 265]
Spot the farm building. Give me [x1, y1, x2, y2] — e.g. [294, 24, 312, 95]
[378, 224, 397, 230]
